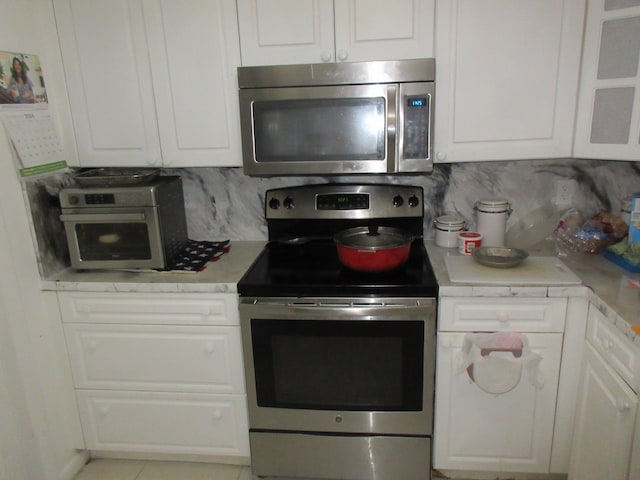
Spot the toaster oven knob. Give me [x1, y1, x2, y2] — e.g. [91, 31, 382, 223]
[408, 195, 420, 208]
[283, 197, 294, 209]
[268, 198, 280, 210]
[392, 195, 404, 207]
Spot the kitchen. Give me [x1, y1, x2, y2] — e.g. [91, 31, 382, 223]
[1, 1, 639, 480]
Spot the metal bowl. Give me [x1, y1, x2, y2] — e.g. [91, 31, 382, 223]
[471, 246, 529, 268]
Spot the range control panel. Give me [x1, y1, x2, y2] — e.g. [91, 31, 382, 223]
[265, 184, 423, 220]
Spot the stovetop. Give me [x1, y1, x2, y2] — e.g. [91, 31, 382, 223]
[237, 238, 438, 297]
[238, 183, 439, 298]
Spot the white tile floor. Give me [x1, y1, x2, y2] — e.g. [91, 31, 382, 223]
[72, 459, 257, 480]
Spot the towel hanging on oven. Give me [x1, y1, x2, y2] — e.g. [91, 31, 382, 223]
[456, 332, 544, 394]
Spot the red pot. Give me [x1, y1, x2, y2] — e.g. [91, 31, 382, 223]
[333, 226, 414, 272]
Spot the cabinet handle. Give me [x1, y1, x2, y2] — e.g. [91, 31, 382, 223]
[98, 406, 110, 417]
[212, 410, 223, 421]
[321, 51, 332, 62]
[436, 151, 447, 162]
[497, 311, 509, 323]
[603, 338, 613, 350]
[616, 399, 631, 413]
[204, 342, 216, 354]
[200, 306, 211, 316]
[337, 50, 348, 61]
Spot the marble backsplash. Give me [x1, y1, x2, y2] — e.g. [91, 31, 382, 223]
[24, 158, 640, 278]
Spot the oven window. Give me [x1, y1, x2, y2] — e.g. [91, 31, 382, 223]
[251, 319, 424, 411]
[75, 223, 152, 260]
[252, 98, 386, 163]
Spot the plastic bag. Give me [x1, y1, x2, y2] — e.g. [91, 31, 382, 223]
[554, 208, 628, 254]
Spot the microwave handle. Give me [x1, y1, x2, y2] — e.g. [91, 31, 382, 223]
[60, 213, 146, 222]
[387, 84, 398, 173]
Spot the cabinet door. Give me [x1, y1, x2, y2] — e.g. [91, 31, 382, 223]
[434, 332, 563, 472]
[53, 0, 161, 167]
[573, 0, 640, 160]
[568, 342, 638, 480]
[237, 0, 335, 65]
[333, 0, 434, 62]
[64, 323, 245, 393]
[434, 0, 585, 163]
[76, 389, 250, 456]
[143, 0, 242, 167]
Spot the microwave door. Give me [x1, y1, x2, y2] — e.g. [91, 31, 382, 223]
[240, 85, 397, 176]
[397, 82, 434, 173]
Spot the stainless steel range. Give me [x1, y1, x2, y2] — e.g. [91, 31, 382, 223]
[238, 183, 438, 480]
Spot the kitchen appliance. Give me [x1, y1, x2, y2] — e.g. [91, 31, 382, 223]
[60, 176, 188, 270]
[237, 59, 435, 176]
[238, 183, 438, 480]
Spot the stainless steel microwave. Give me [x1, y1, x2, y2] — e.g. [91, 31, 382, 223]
[237, 59, 435, 176]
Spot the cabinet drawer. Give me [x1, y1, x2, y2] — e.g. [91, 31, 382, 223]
[64, 324, 244, 394]
[76, 389, 249, 456]
[58, 292, 239, 325]
[438, 297, 567, 332]
[587, 305, 640, 392]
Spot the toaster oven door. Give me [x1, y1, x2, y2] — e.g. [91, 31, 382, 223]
[60, 207, 165, 269]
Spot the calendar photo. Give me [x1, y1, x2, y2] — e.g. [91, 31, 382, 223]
[0, 51, 48, 107]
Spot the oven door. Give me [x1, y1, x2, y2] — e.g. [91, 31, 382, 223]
[60, 207, 165, 269]
[239, 84, 397, 176]
[239, 297, 436, 436]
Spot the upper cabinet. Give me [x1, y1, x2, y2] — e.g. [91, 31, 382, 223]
[434, 0, 586, 163]
[573, 0, 640, 161]
[236, 0, 435, 66]
[54, 0, 242, 168]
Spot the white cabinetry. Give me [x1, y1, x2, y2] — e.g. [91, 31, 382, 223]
[433, 0, 585, 163]
[568, 305, 639, 480]
[54, 0, 242, 168]
[574, 0, 640, 161]
[434, 297, 567, 474]
[57, 291, 249, 458]
[236, 0, 434, 66]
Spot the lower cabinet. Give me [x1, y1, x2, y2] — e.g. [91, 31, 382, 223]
[57, 291, 250, 458]
[568, 305, 639, 480]
[434, 297, 566, 474]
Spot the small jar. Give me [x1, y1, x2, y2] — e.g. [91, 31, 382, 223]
[458, 231, 483, 255]
[435, 215, 466, 248]
[474, 198, 511, 247]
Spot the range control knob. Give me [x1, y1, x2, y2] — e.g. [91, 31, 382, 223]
[68, 195, 80, 205]
[268, 198, 280, 210]
[408, 195, 420, 207]
[392, 195, 404, 207]
[283, 197, 294, 209]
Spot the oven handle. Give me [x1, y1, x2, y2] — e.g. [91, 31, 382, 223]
[60, 213, 147, 222]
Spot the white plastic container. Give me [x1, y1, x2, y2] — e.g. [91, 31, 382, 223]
[435, 215, 466, 248]
[474, 199, 511, 247]
[458, 231, 483, 255]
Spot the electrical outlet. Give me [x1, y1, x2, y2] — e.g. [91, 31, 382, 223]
[555, 179, 577, 206]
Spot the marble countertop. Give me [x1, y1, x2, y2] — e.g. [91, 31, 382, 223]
[426, 240, 640, 346]
[43, 238, 638, 346]
[42, 241, 267, 293]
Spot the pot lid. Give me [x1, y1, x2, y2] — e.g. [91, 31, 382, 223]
[334, 226, 411, 249]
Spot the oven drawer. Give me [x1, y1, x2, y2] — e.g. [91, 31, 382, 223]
[438, 297, 567, 332]
[58, 291, 239, 326]
[64, 323, 245, 394]
[76, 389, 249, 456]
